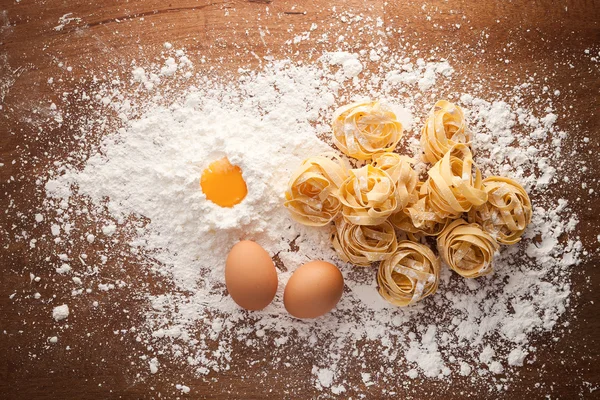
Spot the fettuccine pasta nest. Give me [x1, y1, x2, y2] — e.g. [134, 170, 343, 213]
[390, 182, 450, 236]
[421, 100, 472, 164]
[437, 219, 499, 278]
[372, 152, 419, 210]
[377, 241, 440, 306]
[284, 154, 348, 226]
[338, 165, 398, 226]
[424, 143, 487, 218]
[332, 101, 404, 160]
[469, 176, 532, 244]
[284, 99, 533, 307]
[331, 218, 398, 267]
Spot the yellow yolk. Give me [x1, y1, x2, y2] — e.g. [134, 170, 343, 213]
[200, 157, 248, 207]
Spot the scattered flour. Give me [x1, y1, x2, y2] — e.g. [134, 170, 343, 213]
[149, 358, 159, 374]
[23, 37, 589, 396]
[460, 362, 472, 377]
[53, 13, 81, 31]
[52, 304, 69, 321]
[101, 224, 116, 236]
[321, 51, 364, 79]
[50, 224, 60, 236]
[361, 372, 374, 387]
[175, 384, 190, 394]
[55, 264, 71, 274]
[507, 348, 527, 367]
[313, 366, 335, 389]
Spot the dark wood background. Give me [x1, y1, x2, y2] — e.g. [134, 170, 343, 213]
[1, 0, 599, 398]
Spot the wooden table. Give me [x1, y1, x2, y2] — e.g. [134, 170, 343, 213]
[1, 1, 599, 398]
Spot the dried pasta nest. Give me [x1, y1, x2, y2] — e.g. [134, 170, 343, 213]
[284, 154, 348, 226]
[372, 152, 419, 210]
[284, 99, 534, 307]
[338, 164, 398, 226]
[421, 100, 472, 164]
[437, 219, 499, 278]
[377, 240, 440, 306]
[390, 182, 450, 236]
[331, 218, 398, 267]
[332, 100, 404, 161]
[468, 176, 532, 245]
[424, 143, 487, 218]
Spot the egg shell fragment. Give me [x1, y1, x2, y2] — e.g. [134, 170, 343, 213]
[225, 240, 278, 311]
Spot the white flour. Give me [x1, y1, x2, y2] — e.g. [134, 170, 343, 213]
[32, 40, 588, 395]
[52, 304, 69, 321]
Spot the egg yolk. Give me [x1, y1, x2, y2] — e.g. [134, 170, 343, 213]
[200, 157, 248, 207]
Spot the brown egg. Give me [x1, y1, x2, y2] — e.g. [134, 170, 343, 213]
[225, 240, 278, 311]
[284, 260, 344, 319]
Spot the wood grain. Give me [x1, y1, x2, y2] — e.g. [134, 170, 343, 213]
[1, 0, 599, 398]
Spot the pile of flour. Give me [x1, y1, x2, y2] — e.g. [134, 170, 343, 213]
[38, 42, 586, 393]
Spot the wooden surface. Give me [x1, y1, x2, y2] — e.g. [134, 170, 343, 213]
[1, 0, 600, 398]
